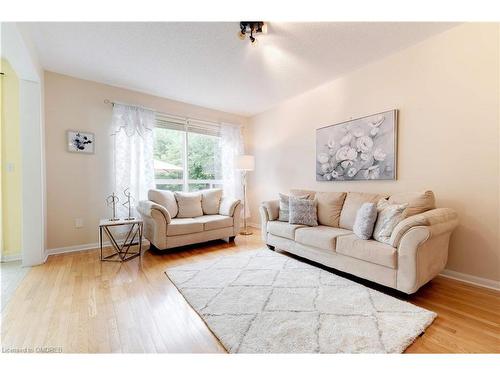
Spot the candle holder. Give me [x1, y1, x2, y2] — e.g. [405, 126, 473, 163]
[105, 192, 120, 221]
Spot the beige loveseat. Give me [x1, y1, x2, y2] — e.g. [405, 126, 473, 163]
[138, 189, 241, 250]
[260, 190, 458, 294]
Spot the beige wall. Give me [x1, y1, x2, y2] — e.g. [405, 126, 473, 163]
[45, 72, 248, 249]
[247, 23, 500, 282]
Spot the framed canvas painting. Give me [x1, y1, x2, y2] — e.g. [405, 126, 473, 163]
[316, 109, 397, 181]
[67, 130, 95, 154]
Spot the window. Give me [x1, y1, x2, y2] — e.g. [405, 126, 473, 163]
[153, 114, 222, 192]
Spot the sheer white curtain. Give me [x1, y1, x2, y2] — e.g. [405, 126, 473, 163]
[220, 123, 244, 204]
[111, 103, 155, 216]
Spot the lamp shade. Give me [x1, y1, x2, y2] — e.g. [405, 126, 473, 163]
[235, 155, 255, 171]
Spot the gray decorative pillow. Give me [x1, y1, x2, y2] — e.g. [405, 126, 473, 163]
[278, 193, 309, 222]
[373, 199, 409, 244]
[289, 197, 318, 226]
[353, 203, 378, 240]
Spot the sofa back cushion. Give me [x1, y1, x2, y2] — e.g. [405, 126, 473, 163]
[315, 191, 346, 227]
[339, 192, 385, 230]
[148, 189, 178, 218]
[388, 190, 436, 218]
[201, 188, 223, 215]
[174, 192, 203, 218]
[290, 189, 317, 199]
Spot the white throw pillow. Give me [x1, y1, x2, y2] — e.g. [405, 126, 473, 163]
[174, 192, 203, 218]
[373, 199, 408, 244]
[353, 203, 378, 240]
[201, 188, 223, 215]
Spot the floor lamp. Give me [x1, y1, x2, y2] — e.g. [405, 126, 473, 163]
[236, 155, 255, 235]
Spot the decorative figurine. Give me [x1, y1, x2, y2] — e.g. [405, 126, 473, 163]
[105, 192, 120, 221]
[122, 188, 135, 220]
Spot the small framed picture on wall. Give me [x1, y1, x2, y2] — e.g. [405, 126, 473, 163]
[67, 130, 95, 154]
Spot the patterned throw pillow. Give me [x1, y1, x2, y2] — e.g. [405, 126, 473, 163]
[373, 199, 409, 244]
[278, 193, 309, 222]
[289, 197, 318, 226]
[353, 203, 378, 240]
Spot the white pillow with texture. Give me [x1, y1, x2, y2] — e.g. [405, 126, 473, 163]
[353, 202, 378, 240]
[174, 192, 203, 218]
[373, 199, 409, 244]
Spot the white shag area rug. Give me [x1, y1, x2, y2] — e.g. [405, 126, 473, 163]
[165, 248, 436, 353]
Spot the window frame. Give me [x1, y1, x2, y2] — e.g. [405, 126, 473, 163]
[154, 114, 223, 192]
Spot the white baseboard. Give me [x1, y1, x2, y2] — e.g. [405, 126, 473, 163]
[440, 269, 500, 291]
[0, 254, 22, 262]
[46, 239, 149, 257]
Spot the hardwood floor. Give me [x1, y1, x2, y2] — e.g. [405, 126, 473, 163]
[1, 230, 499, 353]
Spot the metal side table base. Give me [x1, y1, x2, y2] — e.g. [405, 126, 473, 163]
[99, 219, 143, 262]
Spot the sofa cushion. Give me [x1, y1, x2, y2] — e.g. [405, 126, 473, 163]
[336, 234, 397, 269]
[194, 215, 233, 231]
[289, 197, 318, 226]
[315, 191, 346, 227]
[148, 189, 178, 218]
[295, 226, 352, 251]
[339, 192, 384, 230]
[166, 218, 204, 236]
[290, 189, 317, 199]
[201, 189, 223, 215]
[174, 192, 203, 218]
[267, 221, 306, 240]
[388, 190, 436, 218]
[278, 193, 309, 222]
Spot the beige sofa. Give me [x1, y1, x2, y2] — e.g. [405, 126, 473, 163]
[138, 189, 241, 250]
[260, 189, 458, 294]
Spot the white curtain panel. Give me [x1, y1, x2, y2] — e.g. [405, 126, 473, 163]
[220, 123, 246, 216]
[111, 103, 155, 216]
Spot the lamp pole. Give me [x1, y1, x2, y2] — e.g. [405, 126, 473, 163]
[240, 170, 252, 235]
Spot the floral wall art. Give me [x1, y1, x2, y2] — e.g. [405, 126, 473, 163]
[316, 110, 397, 181]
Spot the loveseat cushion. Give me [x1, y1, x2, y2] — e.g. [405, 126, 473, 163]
[336, 234, 397, 269]
[166, 218, 204, 236]
[201, 189, 223, 215]
[148, 189, 178, 218]
[174, 192, 203, 218]
[315, 191, 346, 227]
[267, 221, 306, 240]
[295, 226, 352, 251]
[194, 214, 233, 231]
[339, 192, 385, 230]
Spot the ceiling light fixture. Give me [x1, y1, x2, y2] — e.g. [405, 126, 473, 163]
[238, 21, 266, 46]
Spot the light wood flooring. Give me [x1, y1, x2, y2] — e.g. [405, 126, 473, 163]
[1, 230, 499, 353]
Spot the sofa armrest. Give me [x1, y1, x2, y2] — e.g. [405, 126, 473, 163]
[261, 199, 279, 221]
[390, 208, 458, 248]
[219, 197, 241, 217]
[137, 200, 172, 224]
[259, 206, 269, 242]
[395, 208, 458, 294]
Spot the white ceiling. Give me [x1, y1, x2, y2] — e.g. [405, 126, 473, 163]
[23, 22, 456, 116]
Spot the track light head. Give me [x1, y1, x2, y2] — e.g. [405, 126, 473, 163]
[238, 21, 265, 45]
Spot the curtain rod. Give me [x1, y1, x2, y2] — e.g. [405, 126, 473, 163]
[104, 98, 239, 128]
